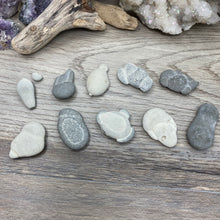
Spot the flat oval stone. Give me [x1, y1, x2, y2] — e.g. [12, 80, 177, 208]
[160, 70, 199, 95]
[117, 63, 153, 92]
[97, 109, 135, 143]
[58, 108, 90, 150]
[17, 78, 36, 109]
[9, 122, 45, 159]
[52, 69, 75, 99]
[32, 72, 43, 81]
[143, 108, 177, 147]
[187, 103, 219, 150]
[87, 64, 110, 96]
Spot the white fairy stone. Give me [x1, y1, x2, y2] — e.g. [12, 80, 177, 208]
[97, 109, 135, 143]
[143, 108, 177, 147]
[32, 72, 43, 81]
[17, 78, 36, 109]
[87, 64, 110, 96]
[120, 0, 220, 35]
[9, 122, 45, 159]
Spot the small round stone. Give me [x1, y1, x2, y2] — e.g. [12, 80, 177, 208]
[143, 108, 177, 147]
[58, 108, 90, 150]
[32, 72, 43, 81]
[52, 69, 75, 99]
[97, 109, 135, 143]
[9, 122, 45, 159]
[17, 78, 36, 109]
[187, 103, 219, 150]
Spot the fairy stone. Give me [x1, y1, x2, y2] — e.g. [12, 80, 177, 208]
[9, 122, 45, 159]
[187, 103, 219, 150]
[58, 108, 90, 150]
[97, 109, 135, 143]
[17, 78, 36, 109]
[52, 69, 75, 99]
[117, 63, 153, 92]
[160, 70, 199, 95]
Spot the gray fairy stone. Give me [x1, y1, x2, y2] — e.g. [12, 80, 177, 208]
[58, 108, 90, 150]
[117, 63, 153, 92]
[32, 72, 43, 81]
[160, 70, 199, 95]
[52, 69, 75, 99]
[97, 109, 135, 143]
[187, 103, 219, 150]
[17, 78, 36, 109]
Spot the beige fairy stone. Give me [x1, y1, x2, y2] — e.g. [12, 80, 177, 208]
[87, 64, 110, 96]
[143, 108, 177, 147]
[9, 122, 45, 159]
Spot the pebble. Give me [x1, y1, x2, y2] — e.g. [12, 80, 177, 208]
[17, 78, 36, 109]
[117, 63, 153, 92]
[159, 70, 199, 95]
[187, 103, 219, 150]
[9, 122, 45, 159]
[143, 108, 177, 147]
[58, 108, 90, 150]
[87, 64, 110, 96]
[97, 109, 135, 143]
[52, 69, 75, 99]
[32, 72, 43, 81]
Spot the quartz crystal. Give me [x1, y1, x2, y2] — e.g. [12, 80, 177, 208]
[19, 0, 52, 25]
[120, 0, 220, 35]
[0, 0, 20, 18]
[0, 18, 19, 49]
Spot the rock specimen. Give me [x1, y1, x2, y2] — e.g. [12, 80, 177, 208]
[160, 70, 199, 95]
[52, 69, 75, 99]
[32, 72, 43, 82]
[143, 108, 177, 147]
[12, 0, 106, 54]
[87, 64, 110, 96]
[17, 78, 36, 109]
[0, 0, 20, 18]
[120, 0, 220, 35]
[97, 109, 135, 143]
[58, 108, 90, 150]
[93, 1, 138, 30]
[19, 0, 52, 25]
[0, 18, 19, 50]
[9, 122, 45, 159]
[187, 103, 219, 150]
[117, 63, 153, 92]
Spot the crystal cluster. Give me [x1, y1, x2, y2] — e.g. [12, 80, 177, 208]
[120, 0, 220, 35]
[0, 0, 20, 18]
[0, 18, 19, 49]
[19, 0, 52, 25]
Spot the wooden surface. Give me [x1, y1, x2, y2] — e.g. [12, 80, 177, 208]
[0, 18, 220, 219]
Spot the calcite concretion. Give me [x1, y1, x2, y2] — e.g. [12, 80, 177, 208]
[143, 108, 177, 147]
[120, 0, 220, 35]
[19, 0, 52, 25]
[0, 18, 19, 49]
[0, 0, 20, 18]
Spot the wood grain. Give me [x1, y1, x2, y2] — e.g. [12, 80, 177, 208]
[0, 16, 220, 219]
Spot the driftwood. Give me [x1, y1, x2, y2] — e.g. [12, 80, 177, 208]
[12, 0, 106, 55]
[93, 1, 138, 30]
